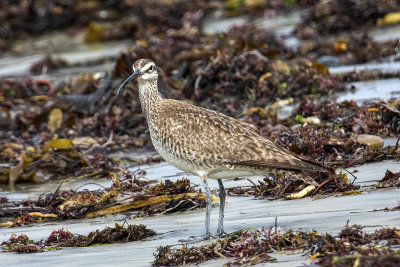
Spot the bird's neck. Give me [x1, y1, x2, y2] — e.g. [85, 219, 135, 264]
[138, 79, 161, 120]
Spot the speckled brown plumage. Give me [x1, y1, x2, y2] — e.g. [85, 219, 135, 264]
[115, 58, 323, 239]
[132, 59, 322, 178]
[150, 99, 321, 174]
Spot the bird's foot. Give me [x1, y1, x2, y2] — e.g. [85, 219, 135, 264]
[179, 233, 213, 243]
[215, 229, 227, 238]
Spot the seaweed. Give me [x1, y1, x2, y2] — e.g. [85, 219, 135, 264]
[0, 177, 205, 227]
[153, 224, 400, 266]
[376, 169, 400, 188]
[1, 223, 155, 253]
[296, 0, 400, 36]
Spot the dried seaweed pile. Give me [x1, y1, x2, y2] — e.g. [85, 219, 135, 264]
[153, 224, 400, 266]
[270, 126, 399, 167]
[292, 1, 400, 66]
[1, 223, 155, 253]
[223, 0, 319, 17]
[136, 178, 206, 216]
[0, 0, 219, 46]
[0, 177, 205, 227]
[220, 163, 400, 200]
[189, 55, 342, 116]
[376, 169, 400, 188]
[297, 33, 400, 65]
[153, 227, 315, 266]
[227, 171, 358, 200]
[0, 66, 148, 184]
[1, 233, 44, 253]
[314, 224, 400, 266]
[241, 98, 400, 167]
[296, 0, 400, 36]
[0, 186, 117, 227]
[112, 174, 206, 217]
[0, 66, 146, 139]
[0, 0, 330, 51]
[285, 99, 400, 136]
[0, 136, 119, 185]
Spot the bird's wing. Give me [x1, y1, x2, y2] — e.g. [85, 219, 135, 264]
[157, 100, 322, 172]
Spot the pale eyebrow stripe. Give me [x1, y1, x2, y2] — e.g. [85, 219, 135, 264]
[142, 62, 155, 71]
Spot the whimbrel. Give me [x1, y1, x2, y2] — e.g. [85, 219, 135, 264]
[114, 59, 322, 240]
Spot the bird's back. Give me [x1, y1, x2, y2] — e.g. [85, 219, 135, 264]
[146, 98, 322, 177]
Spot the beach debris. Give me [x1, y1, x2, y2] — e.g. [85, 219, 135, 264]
[376, 169, 400, 188]
[377, 12, 400, 26]
[285, 185, 316, 200]
[153, 224, 400, 266]
[356, 134, 384, 149]
[1, 223, 155, 253]
[1, 233, 44, 253]
[313, 224, 400, 266]
[0, 178, 205, 227]
[296, 0, 400, 36]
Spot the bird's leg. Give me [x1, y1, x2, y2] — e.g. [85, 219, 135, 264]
[202, 175, 212, 239]
[216, 179, 226, 237]
[179, 175, 213, 243]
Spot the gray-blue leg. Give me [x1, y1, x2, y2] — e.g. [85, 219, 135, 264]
[216, 179, 226, 237]
[178, 175, 212, 243]
[202, 175, 212, 239]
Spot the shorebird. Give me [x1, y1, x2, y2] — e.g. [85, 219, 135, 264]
[113, 59, 323, 240]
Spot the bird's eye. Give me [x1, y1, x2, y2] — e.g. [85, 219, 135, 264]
[148, 65, 154, 72]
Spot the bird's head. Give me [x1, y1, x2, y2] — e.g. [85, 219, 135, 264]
[114, 59, 157, 101]
[132, 59, 158, 81]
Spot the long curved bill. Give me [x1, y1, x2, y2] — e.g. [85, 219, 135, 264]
[113, 70, 141, 102]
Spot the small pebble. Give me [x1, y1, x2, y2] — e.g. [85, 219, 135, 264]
[356, 134, 384, 148]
